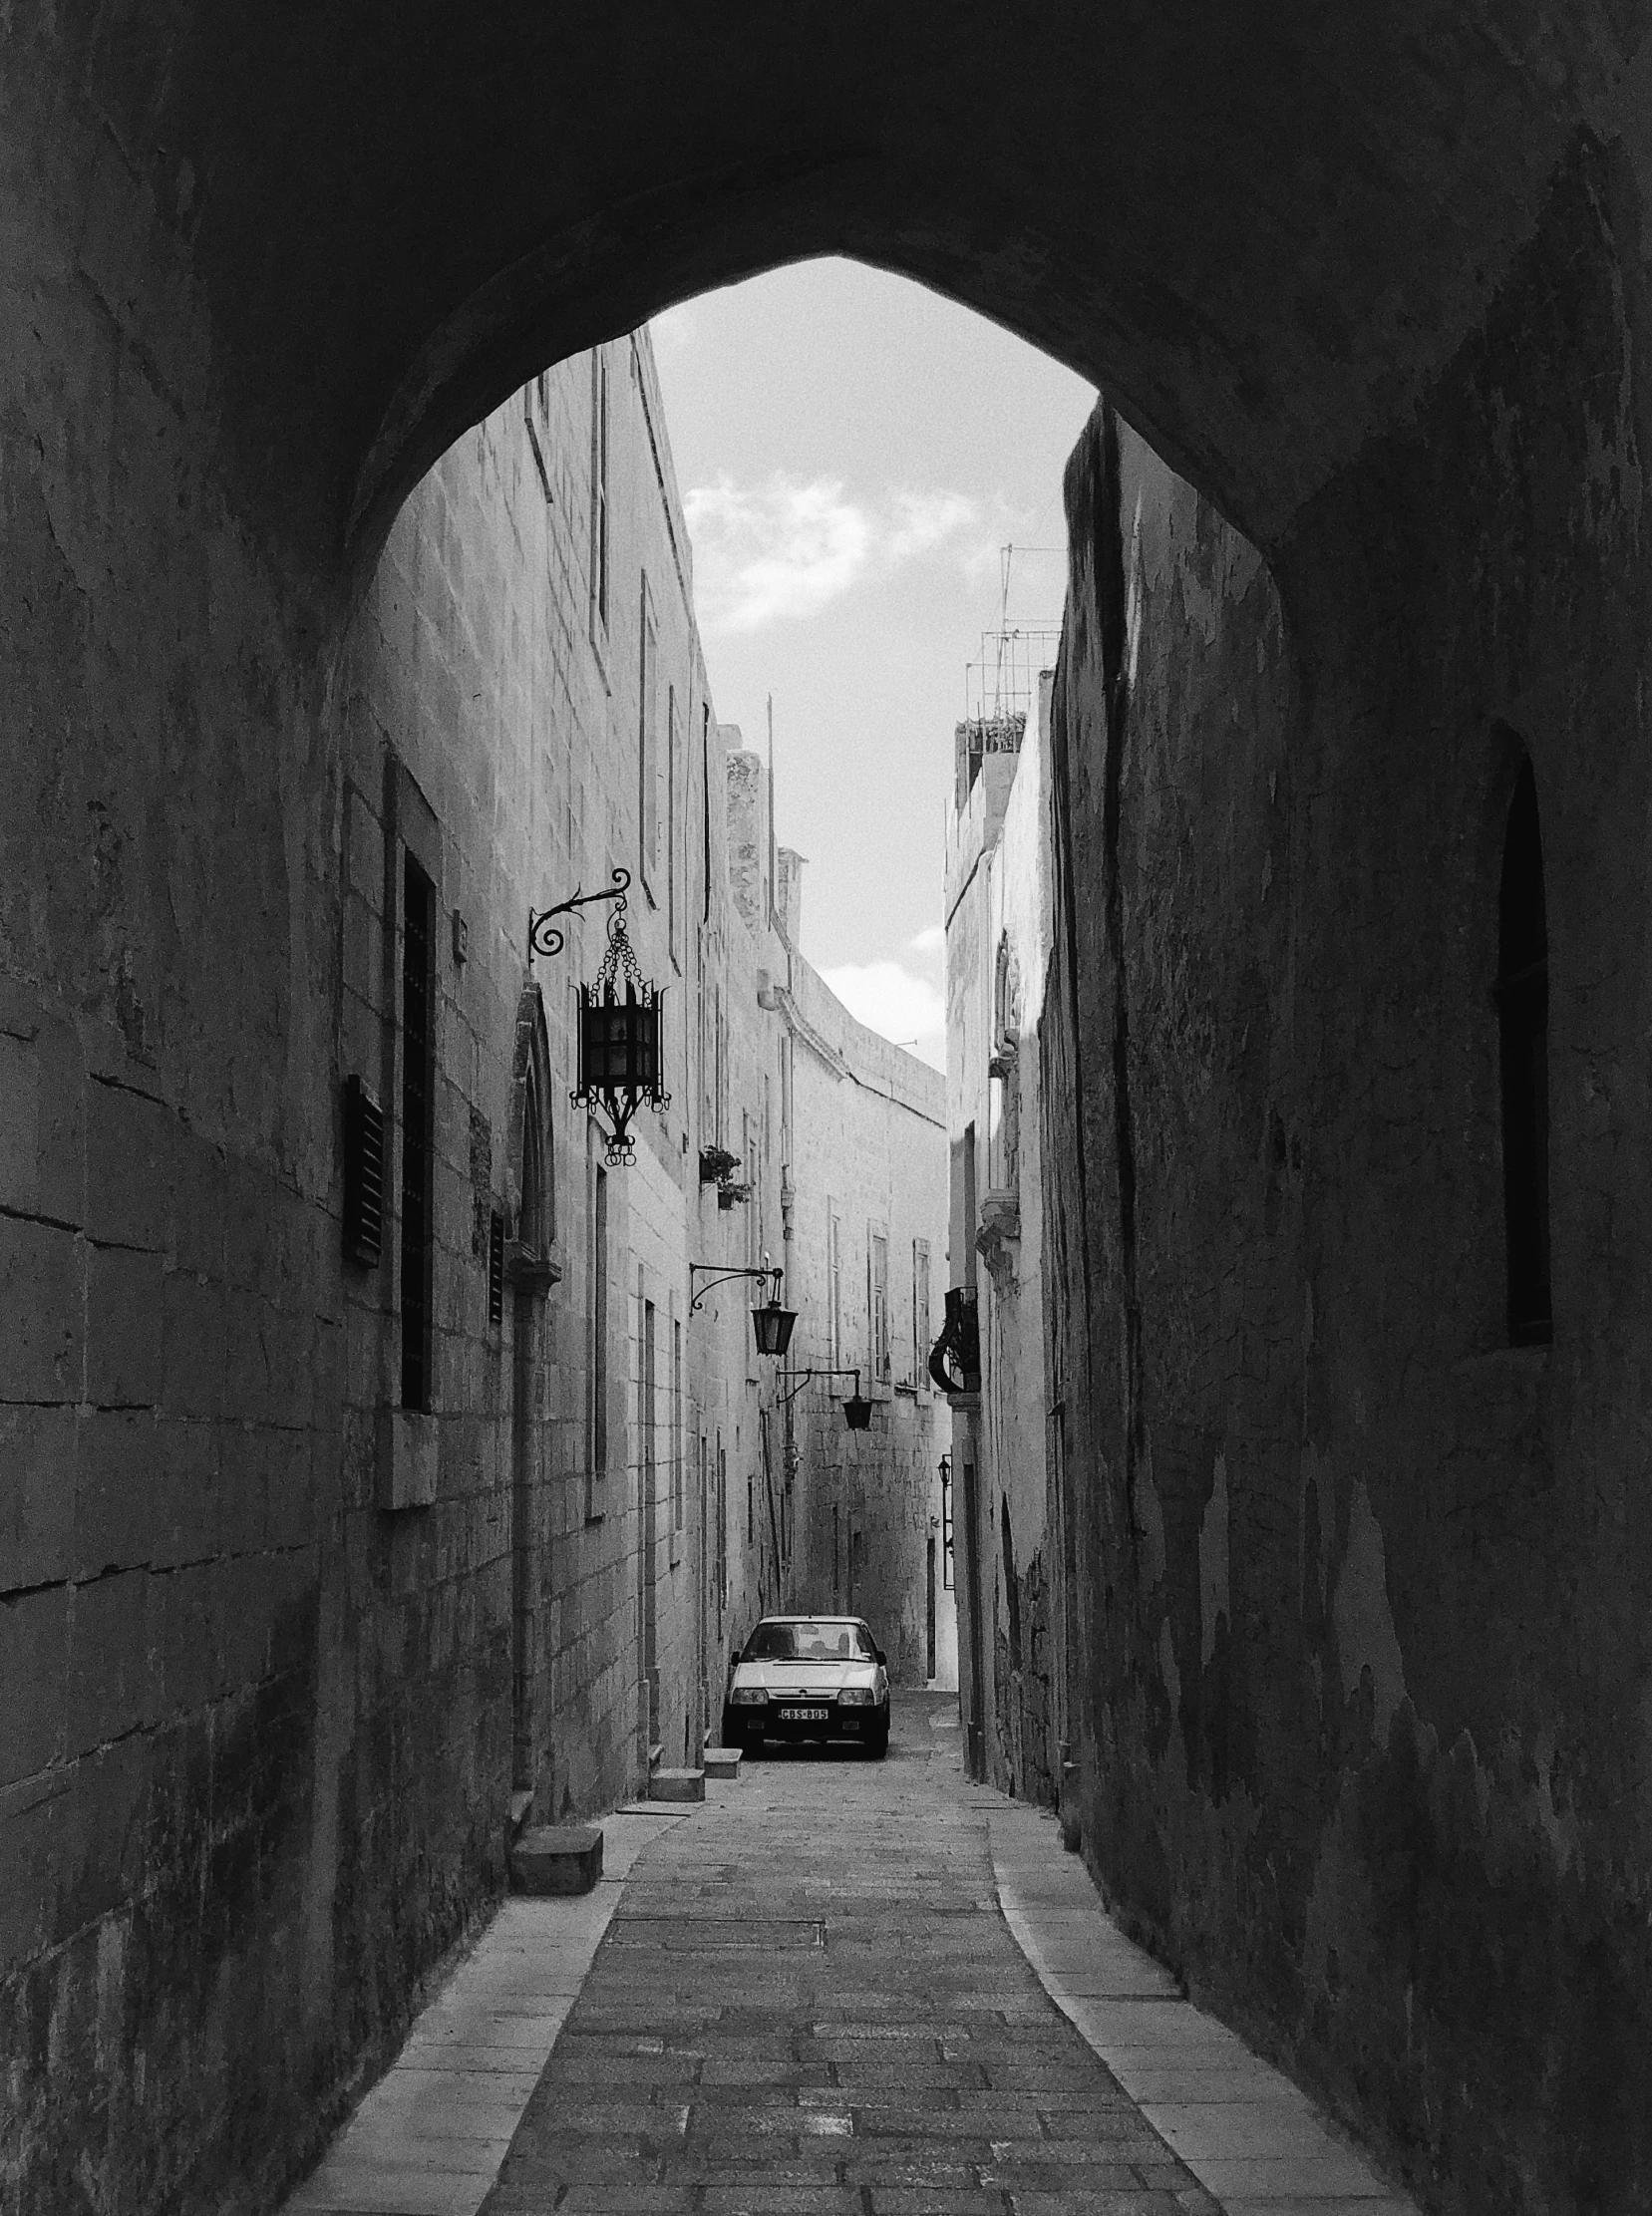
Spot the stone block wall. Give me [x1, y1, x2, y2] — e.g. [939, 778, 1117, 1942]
[0, 306, 820, 2214]
[780, 956, 949, 1685]
[1038, 131, 1652, 2216]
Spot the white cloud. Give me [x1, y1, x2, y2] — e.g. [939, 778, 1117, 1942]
[683, 472, 985, 636]
[906, 923, 944, 957]
[819, 960, 945, 1071]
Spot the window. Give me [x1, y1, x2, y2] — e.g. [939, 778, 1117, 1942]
[1001, 1495, 1021, 1668]
[587, 1142, 609, 1511]
[589, 351, 610, 637]
[672, 1318, 684, 1532]
[1497, 753, 1552, 1344]
[912, 1238, 931, 1386]
[827, 1205, 843, 1368]
[667, 685, 680, 962]
[644, 1299, 657, 1536]
[744, 1110, 762, 1269]
[400, 856, 436, 1411]
[869, 1229, 890, 1383]
[488, 1209, 504, 1332]
[747, 1469, 754, 1546]
[716, 1439, 727, 1628]
[638, 578, 659, 884]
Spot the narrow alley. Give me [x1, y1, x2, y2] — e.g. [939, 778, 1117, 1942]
[284, 1698, 1412, 2216]
[8, 14, 1652, 2215]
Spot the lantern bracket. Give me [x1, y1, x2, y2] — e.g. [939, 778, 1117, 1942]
[774, 1366, 862, 1412]
[689, 1262, 783, 1317]
[528, 867, 631, 965]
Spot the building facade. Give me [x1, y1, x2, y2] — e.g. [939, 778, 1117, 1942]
[0, 327, 946, 2216]
[960, 383, 1652, 2211]
[943, 683, 1062, 1798]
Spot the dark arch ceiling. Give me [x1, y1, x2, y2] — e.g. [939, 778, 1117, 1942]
[10, 1, 1649, 572]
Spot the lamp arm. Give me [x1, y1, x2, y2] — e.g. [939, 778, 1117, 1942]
[774, 1364, 860, 1410]
[688, 1262, 782, 1317]
[528, 866, 631, 964]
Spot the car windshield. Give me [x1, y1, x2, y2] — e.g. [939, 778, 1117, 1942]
[743, 1619, 875, 1663]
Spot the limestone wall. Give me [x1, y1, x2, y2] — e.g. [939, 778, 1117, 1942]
[776, 947, 950, 1686]
[944, 679, 1063, 1799]
[1040, 132, 1652, 2216]
[0, 318, 791, 2212]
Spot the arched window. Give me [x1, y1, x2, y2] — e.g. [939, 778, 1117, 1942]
[1496, 756, 1551, 1344]
[505, 982, 558, 1294]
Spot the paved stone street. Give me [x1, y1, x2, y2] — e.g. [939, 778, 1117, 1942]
[285, 1690, 1416, 2216]
[484, 1698, 1207, 2216]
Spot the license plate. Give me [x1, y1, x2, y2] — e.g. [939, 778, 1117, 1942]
[780, 1707, 828, 1723]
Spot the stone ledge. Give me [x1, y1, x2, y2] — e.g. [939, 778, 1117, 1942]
[703, 1746, 742, 1780]
[509, 1823, 603, 1896]
[648, 1767, 705, 1803]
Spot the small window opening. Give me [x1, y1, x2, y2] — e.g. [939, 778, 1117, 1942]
[1497, 755, 1552, 1345]
[488, 1209, 504, 1331]
[400, 856, 436, 1408]
[1000, 1494, 1021, 1668]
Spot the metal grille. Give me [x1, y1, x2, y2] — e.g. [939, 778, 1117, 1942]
[343, 1076, 384, 1265]
[489, 1208, 504, 1330]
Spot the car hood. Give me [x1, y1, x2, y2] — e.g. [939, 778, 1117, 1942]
[732, 1661, 883, 1697]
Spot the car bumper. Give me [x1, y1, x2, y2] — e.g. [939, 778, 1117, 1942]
[727, 1704, 887, 1744]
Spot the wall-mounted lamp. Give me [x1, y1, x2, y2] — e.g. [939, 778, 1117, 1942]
[689, 1258, 796, 1359]
[777, 1366, 872, 1430]
[528, 869, 667, 1167]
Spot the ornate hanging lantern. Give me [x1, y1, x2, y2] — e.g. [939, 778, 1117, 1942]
[570, 895, 668, 1166]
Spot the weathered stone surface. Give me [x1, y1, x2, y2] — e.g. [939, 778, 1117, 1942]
[649, 1767, 706, 1803]
[480, 1695, 1224, 2216]
[702, 1745, 742, 1778]
[1025, 124, 1652, 2214]
[3, 17, 1649, 2214]
[510, 1824, 603, 1896]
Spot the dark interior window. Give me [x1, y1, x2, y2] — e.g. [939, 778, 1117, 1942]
[401, 856, 437, 1406]
[1497, 756, 1551, 1345]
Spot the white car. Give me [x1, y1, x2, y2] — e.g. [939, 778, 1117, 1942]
[721, 1615, 890, 1758]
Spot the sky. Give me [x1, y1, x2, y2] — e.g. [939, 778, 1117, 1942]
[650, 260, 1096, 1072]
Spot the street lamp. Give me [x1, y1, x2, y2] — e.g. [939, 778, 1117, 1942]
[527, 868, 668, 1168]
[689, 1260, 796, 1359]
[777, 1366, 874, 1431]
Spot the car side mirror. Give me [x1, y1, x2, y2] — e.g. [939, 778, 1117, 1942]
[873, 1645, 886, 1667]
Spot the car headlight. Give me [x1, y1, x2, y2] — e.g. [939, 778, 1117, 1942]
[729, 1686, 768, 1705]
[837, 1686, 877, 1706]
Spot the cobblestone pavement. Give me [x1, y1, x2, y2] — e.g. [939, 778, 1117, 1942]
[480, 1694, 1223, 2216]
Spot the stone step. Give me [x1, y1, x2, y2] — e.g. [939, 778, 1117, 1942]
[702, 1746, 743, 1780]
[509, 1823, 603, 1896]
[648, 1767, 706, 1803]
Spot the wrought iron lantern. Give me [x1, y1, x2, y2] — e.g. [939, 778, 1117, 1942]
[567, 886, 668, 1167]
[776, 1364, 869, 1427]
[690, 1260, 796, 1359]
[751, 1292, 796, 1359]
[526, 867, 665, 1166]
